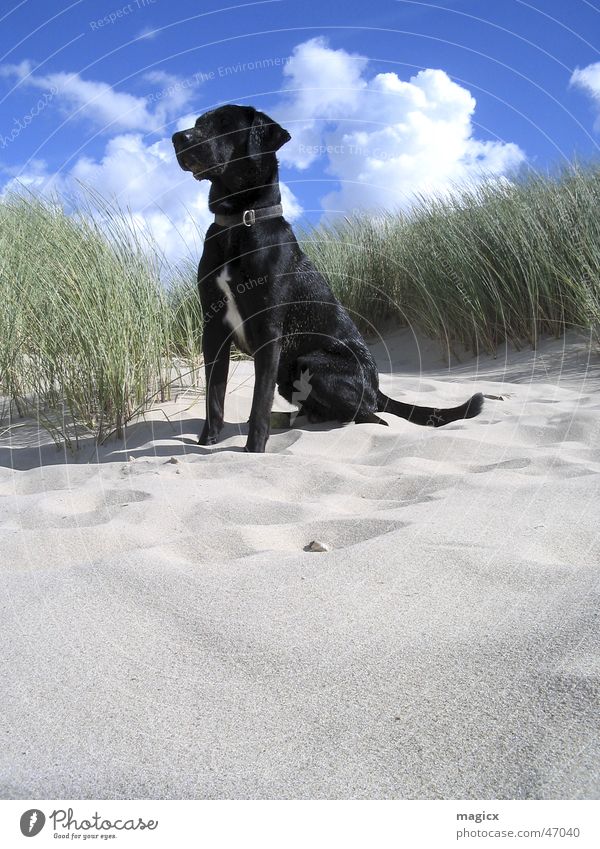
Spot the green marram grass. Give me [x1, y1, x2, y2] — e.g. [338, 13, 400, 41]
[0, 164, 599, 449]
[302, 164, 600, 355]
[0, 194, 173, 448]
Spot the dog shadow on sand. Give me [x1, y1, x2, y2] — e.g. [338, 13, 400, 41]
[0, 412, 342, 471]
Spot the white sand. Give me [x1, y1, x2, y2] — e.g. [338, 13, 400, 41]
[1, 330, 599, 799]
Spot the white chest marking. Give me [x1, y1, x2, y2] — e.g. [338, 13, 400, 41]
[215, 266, 249, 351]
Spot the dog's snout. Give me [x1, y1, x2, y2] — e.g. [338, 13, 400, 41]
[172, 130, 193, 151]
[172, 127, 207, 176]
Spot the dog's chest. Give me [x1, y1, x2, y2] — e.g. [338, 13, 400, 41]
[214, 265, 250, 352]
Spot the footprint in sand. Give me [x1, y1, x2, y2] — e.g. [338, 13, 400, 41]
[21, 488, 152, 529]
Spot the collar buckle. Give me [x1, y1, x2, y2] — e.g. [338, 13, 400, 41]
[242, 209, 256, 227]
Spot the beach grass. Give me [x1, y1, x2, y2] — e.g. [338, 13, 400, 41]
[0, 194, 172, 447]
[1, 163, 599, 447]
[301, 163, 600, 356]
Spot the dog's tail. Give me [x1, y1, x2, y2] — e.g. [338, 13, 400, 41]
[376, 390, 484, 427]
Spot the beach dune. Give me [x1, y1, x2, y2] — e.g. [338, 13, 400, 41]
[1, 330, 599, 799]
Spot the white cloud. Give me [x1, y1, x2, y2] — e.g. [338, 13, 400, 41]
[274, 37, 525, 213]
[570, 61, 600, 131]
[277, 37, 368, 170]
[0, 134, 210, 264]
[0, 61, 200, 134]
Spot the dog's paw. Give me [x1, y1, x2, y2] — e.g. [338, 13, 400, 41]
[244, 442, 266, 454]
[198, 434, 219, 446]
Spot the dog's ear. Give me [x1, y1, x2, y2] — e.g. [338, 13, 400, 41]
[247, 109, 291, 163]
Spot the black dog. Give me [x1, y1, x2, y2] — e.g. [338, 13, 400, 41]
[172, 105, 483, 453]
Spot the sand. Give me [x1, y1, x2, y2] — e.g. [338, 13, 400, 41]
[1, 329, 599, 799]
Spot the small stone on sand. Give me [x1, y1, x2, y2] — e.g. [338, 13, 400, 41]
[304, 540, 330, 552]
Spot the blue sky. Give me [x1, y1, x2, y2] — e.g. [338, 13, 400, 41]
[1, 0, 599, 261]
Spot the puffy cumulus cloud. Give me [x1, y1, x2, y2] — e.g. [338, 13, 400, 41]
[0, 61, 202, 134]
[69, 134, 213, 262]
[274, 38, 525, 213]
[277, 37, 368, 169]
[1, 133, 211, 263]
[2, 132, 303, 265]
[570, 61, 600, 131]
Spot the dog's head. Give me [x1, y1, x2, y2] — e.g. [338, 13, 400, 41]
[172, 104, 290, 189]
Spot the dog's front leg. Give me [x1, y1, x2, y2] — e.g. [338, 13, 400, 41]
[199, 321, 231, 446]
[246, 338, 282, 453]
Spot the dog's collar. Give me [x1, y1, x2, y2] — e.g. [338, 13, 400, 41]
[213, 203, 284, 228]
